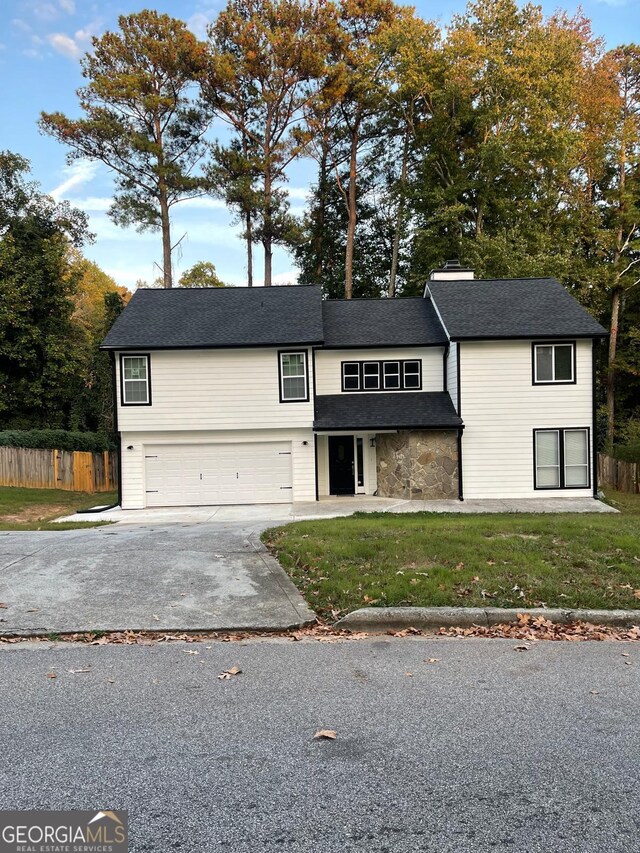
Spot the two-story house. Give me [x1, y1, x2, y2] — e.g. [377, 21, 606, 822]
[101, 263, 607, 509]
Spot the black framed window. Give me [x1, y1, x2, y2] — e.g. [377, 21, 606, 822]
[403, 360, 421, 389]
[533, 342, 575, 384]
[279, 351, 308, 402]
[341, 359, 422, 392]
[383, 361, 400, 389]
[534, 428, 589, 489]
[342, 362, 360, 391]
[120, 354, 151, 405]
[363, 362, 380, 390]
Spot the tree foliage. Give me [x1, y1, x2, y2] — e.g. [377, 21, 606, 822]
[40, 11, 209, 288]
[179, 261, 226, 287]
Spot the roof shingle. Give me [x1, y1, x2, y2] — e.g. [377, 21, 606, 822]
[314, 392, 462, 431]
[427, 278, 607, 340]
[102, 285, 324, 349]
[322, 298, 447, 347]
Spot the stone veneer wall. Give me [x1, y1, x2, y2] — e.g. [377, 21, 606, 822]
[376, 430, 458, 500]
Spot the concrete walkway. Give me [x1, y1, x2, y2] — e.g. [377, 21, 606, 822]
[56, 495, 617, 525]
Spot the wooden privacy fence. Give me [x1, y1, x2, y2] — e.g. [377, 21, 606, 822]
[598, 453, 640, 494]
[0, 447, 118, 493]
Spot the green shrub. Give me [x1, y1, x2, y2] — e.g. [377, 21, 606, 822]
[0, 430, 115, 453]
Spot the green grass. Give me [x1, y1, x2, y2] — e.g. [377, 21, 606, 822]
[0, 486, 117, 530]
[263, 490, 640, 619]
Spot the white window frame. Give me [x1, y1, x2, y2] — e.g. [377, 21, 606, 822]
[279, 351, 308, 402]
[121, 354, 150, 406]
[533, 342, 575, 384]
[363, 362, 380, 390]
[342, 362, 360, 391]
[383, 361, 401, 389]
[403, 360, 421, 389]
[534, 427, 590, 490]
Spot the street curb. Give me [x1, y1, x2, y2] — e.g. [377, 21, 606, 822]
[334, 606, 640, 633]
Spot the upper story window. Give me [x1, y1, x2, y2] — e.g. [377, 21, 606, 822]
[534, 428, 589, 489]
[121, 354, 150, 405]
[279, 351, 308, 402]
[341, 359, 422, 392]
[533, 342, 575, 384]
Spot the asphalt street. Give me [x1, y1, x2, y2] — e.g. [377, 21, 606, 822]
[0, 637, 638, 853]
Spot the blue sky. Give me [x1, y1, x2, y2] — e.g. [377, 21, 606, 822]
[0, 0, 637, 290]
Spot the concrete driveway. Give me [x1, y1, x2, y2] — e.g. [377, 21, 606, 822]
[0, 522, 315, 636]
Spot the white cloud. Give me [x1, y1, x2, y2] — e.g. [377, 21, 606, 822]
[272, 270, 300, 286]
[47, 20, 100, 60]
[49, 160, 100, 199]
[59, 0, 75, 12]
[47, 31, 81, 58]
[286, 187, 310, 201]
[186, 12, 212, 39]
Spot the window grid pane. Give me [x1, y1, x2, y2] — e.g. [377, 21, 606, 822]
[535, 346, 553, 382]
[383, 362, 400, 389]
[363, 363, 380, 390]
[283, 376, 306, 399]
[554, 345, 573, 381]
[403, 361, 421, 389]
[124, 380, 148, 403]
[343, 363, 360, 391]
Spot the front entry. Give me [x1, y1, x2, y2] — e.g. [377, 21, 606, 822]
[328, 435, 355, 495]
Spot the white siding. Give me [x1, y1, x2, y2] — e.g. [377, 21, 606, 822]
[446, 342, 458, 413]
[119, 428, 316, 508]
[116, 348, 313, 432]
[314, 347, 444, 395]
[460, 340, 594, 499]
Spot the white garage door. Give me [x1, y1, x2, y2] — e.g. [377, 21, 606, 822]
[144, 442, 293, 507]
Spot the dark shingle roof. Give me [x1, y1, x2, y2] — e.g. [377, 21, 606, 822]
[428, 278, 607, 340]
[322, 298, 447, 347]
[314, 392, 462, 431]
[101, 285, 324, 349]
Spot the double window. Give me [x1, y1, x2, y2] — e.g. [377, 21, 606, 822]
[533, 342, 575, 384]
[341, 359, 422, 392]
[534, 428, 590, 489]
[121, 354, 151, 405]
[279, 351, 308, 402]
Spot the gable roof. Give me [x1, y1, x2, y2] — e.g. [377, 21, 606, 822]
[322, 298, 447, 348]
[101, 285, 324, 350]
[314, 392, 462, 431]
[428, 278, 607, 341]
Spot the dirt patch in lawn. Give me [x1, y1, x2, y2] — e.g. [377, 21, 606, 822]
[0, 505, 69, 524]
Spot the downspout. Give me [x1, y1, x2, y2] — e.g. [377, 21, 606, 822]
[457, 342, 463, 500]
[112, 351, 122, 508]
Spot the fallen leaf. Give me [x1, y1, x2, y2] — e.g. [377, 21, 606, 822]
[0, 603, 7, 609]
[184, 650, 199, 655]
[152, 614, 160, 622]
[46, 672, 57, 679]
[106, 678, 116, 684]
[218, 666, 242, 680]
[514, 644, 530, 651]
[313, 729, 337, 740]
[634, 590, 640, 599]
[621, 652, 630, 657]
[68, 667, 91, 674]
[405, 671, 413, 677]
[425, 658, 439, 663]
[590, 690, 599, 695]
[25, 608, 40, 613]
[624, 661, 633, 666]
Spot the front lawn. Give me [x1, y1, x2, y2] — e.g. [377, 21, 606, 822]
[0, 487, 117, 530]
[263, 491, 640, 619]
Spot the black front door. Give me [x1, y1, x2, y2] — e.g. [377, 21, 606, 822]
[329, 435, 355, 495]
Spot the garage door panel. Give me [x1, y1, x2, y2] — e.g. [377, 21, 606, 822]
[144, 442, 292, 507]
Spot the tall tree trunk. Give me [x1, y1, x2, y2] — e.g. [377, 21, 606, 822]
[159, 188, 172, 289]
[314, 144, 328, 280]
[263, 118, 273, 286]
[344, 119, 360, 300]
[245, 209, 253, 287]
[154, 110, 172, 289]
[389, 123, 410, 299]
[607, 286, 622, 446]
